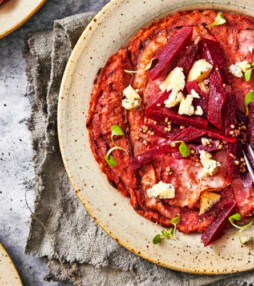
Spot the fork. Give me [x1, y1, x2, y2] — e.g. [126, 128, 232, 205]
[243, 145, 254, 183]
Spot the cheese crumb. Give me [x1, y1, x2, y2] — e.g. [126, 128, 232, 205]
[159, 67, 185, 93]
[199, 192, 221, 215]
[229, 60, 251, 78]
[200, 150, 221, 177]
[147, 181, 175, 199]
[187, 59, 213, 82]
[195, 105, 203, 116]
[122, 85, 141, 110]
[178, 89, 200, 116]
[164, 91, 184, 108]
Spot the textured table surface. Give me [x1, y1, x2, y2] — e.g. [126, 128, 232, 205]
[0, 0, 109, 285]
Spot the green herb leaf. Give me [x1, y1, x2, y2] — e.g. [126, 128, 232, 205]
[104, 153, 117, 168]
[207, 12, 226, 27]
[229, 213, 253, 245]
[161, 230, 170, 238]
[170, 216, 180, 226]
[179, 141, 191, 157]
[111, 125, 124, 137]
[245, 69, 252, 82]
[105, 126, 126, 167]
[251, 63, 254, 68]
[245, 91, 254, 115]
[124, 58, 156, 74]
[152, 234, 161, 244]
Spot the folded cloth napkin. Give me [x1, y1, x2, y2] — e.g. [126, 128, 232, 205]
[24, 12, 254, 286]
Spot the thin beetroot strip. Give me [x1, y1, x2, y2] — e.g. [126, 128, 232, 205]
[129, 127, 206, 170]
[200, 38, 227, 81]
[149, 27, 193, 80]
[172, 140, 225, 159]
[129, 144, 177, 170]
[227, 141, 242, 178]
[247, 101, 254, 148]
[208, 66, 227, 131]
[145, 106, 208, 129]
[201, 201, 236, 246]
[149, 90, 170, 107]
[224, 92, 237, 134]
[146, 122, 181, 138]
[178, 44, 199, 75]
[206, 127, 236, 143]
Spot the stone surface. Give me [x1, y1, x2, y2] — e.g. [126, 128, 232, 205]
[0, 0, 109, 285]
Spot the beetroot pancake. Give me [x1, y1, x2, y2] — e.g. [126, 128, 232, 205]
[87, 10, 254, 246]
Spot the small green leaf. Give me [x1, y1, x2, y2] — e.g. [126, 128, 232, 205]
[124, 58, 156, 74]
[207, 12, 226, 27]
[179, 141, 191, 158]
[105, 153, 117, 168]
[111, 125, 124, 137]
[245, 69, 252, 82]
[161, 230, 170, 238]
[239, 222, 253, 245]
[245, 91, 254, 115]
[153, 234, 161, 244]
[170, 216, 180, 226]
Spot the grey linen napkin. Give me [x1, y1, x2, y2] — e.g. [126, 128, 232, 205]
[24, 12, 254, 286]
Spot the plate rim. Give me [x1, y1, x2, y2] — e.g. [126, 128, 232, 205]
[58, 0, 254, 275]
[0, 0, 47, 39]
[0, 243, 23, 286]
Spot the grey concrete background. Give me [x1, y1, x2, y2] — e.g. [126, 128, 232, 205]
[0, 0, 109, 285]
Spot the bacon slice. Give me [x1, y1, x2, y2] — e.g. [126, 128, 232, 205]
[149, 27, 193, 80]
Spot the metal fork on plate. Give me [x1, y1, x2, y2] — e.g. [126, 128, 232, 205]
[243, 145, 254, 183]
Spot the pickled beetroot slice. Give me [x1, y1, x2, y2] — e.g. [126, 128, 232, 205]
[208, 66, 227, 131]
[201, 201, 236, 246]
[129, 127, 206, 170]
[227, 141, 241, 178]
[172, 140, 225, 159]
[149, 27, 193, 80]
[248, 101, 254, 148]
[146, 122, 181, 138]
[225, 92, 237, 134]
[206, 127, 236, 143]
[149, 90, 171, 107]
[145, 106, 208, 129]
[178, 44, 199, 75]
[186, 80, 209, 117]
[129, 144, 177, 170]
[200, 38, 226, 79]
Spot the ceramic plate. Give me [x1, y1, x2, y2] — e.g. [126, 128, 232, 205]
[0, 243, 22, 286]
[58, 0, 254, 274]
[0, 0, 46, 39]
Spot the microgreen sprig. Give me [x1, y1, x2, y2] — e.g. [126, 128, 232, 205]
[124, 58, 156, 75]
[207, 12, 226, 27]
[171, 141, 191, 158]
[152, 216, 181, 244]
[244, 63, 254, 82]
[104, 125, 127, 167]
[245, 91, 254, 116]
[228, 213, 253, 245]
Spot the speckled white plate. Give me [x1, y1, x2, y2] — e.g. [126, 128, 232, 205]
[58, 0, 254, 274]
[0, 243, 22, 286]
[0, 0, 46, 39]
